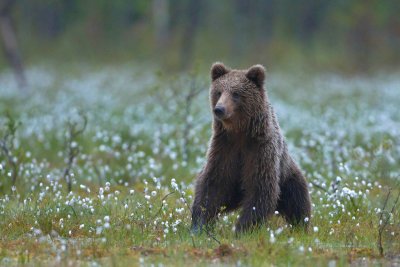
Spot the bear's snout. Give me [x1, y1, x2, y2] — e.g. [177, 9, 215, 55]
[213, 106, 226, 118]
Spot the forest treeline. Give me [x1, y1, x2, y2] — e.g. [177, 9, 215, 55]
[2, 0, 400, 71]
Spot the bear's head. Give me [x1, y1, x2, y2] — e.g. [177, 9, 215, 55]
[209, 62, 267, 132]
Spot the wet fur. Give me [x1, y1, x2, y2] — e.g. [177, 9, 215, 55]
[191, 63, 311, 234]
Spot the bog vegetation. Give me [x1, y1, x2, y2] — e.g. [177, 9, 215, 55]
[0, 65, 399, 266]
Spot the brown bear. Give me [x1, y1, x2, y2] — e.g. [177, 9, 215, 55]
[191, 62, 311, 234]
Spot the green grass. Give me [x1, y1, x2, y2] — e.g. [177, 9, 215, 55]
[0, 64, 399, 266]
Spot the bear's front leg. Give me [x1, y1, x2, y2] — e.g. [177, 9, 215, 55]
[191, 174, 224, 234]
[191, 202, 214, 234]
[235, 167, 280, 234]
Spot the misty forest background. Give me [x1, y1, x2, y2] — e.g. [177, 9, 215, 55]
[1, 0, 400, 78]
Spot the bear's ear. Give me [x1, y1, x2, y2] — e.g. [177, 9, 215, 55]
[246, 64, 266, 87]
[211, 62, 229, 81]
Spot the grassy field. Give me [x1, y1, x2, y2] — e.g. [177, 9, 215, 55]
[0, 64, 399, 266]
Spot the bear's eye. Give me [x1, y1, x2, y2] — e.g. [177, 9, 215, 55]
[232, 92, 240, 100]
[216, 91, 222, 97]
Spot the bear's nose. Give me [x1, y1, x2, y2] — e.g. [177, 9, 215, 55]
[213, 106, 225, 118]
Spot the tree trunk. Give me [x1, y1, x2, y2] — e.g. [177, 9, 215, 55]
[0, 0, 27, 91]
[153, 0, 170, 48]
[180, 0, 202, 70]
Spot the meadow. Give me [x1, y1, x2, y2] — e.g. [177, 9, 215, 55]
[0, 64, 399, 266]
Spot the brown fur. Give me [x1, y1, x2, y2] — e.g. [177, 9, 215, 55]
[191, 62, 311, 234]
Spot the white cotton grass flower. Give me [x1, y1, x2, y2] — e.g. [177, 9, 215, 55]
[340, 187, 358, 199]
[96, 227, 103, 235]
[171, 178, 178, 190]
[269, 232, 276, 243]
[275, 227, 283, 235]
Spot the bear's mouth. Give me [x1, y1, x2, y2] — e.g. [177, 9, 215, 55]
[216, 116, 234, 129]
[214, 114, 231, 122]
